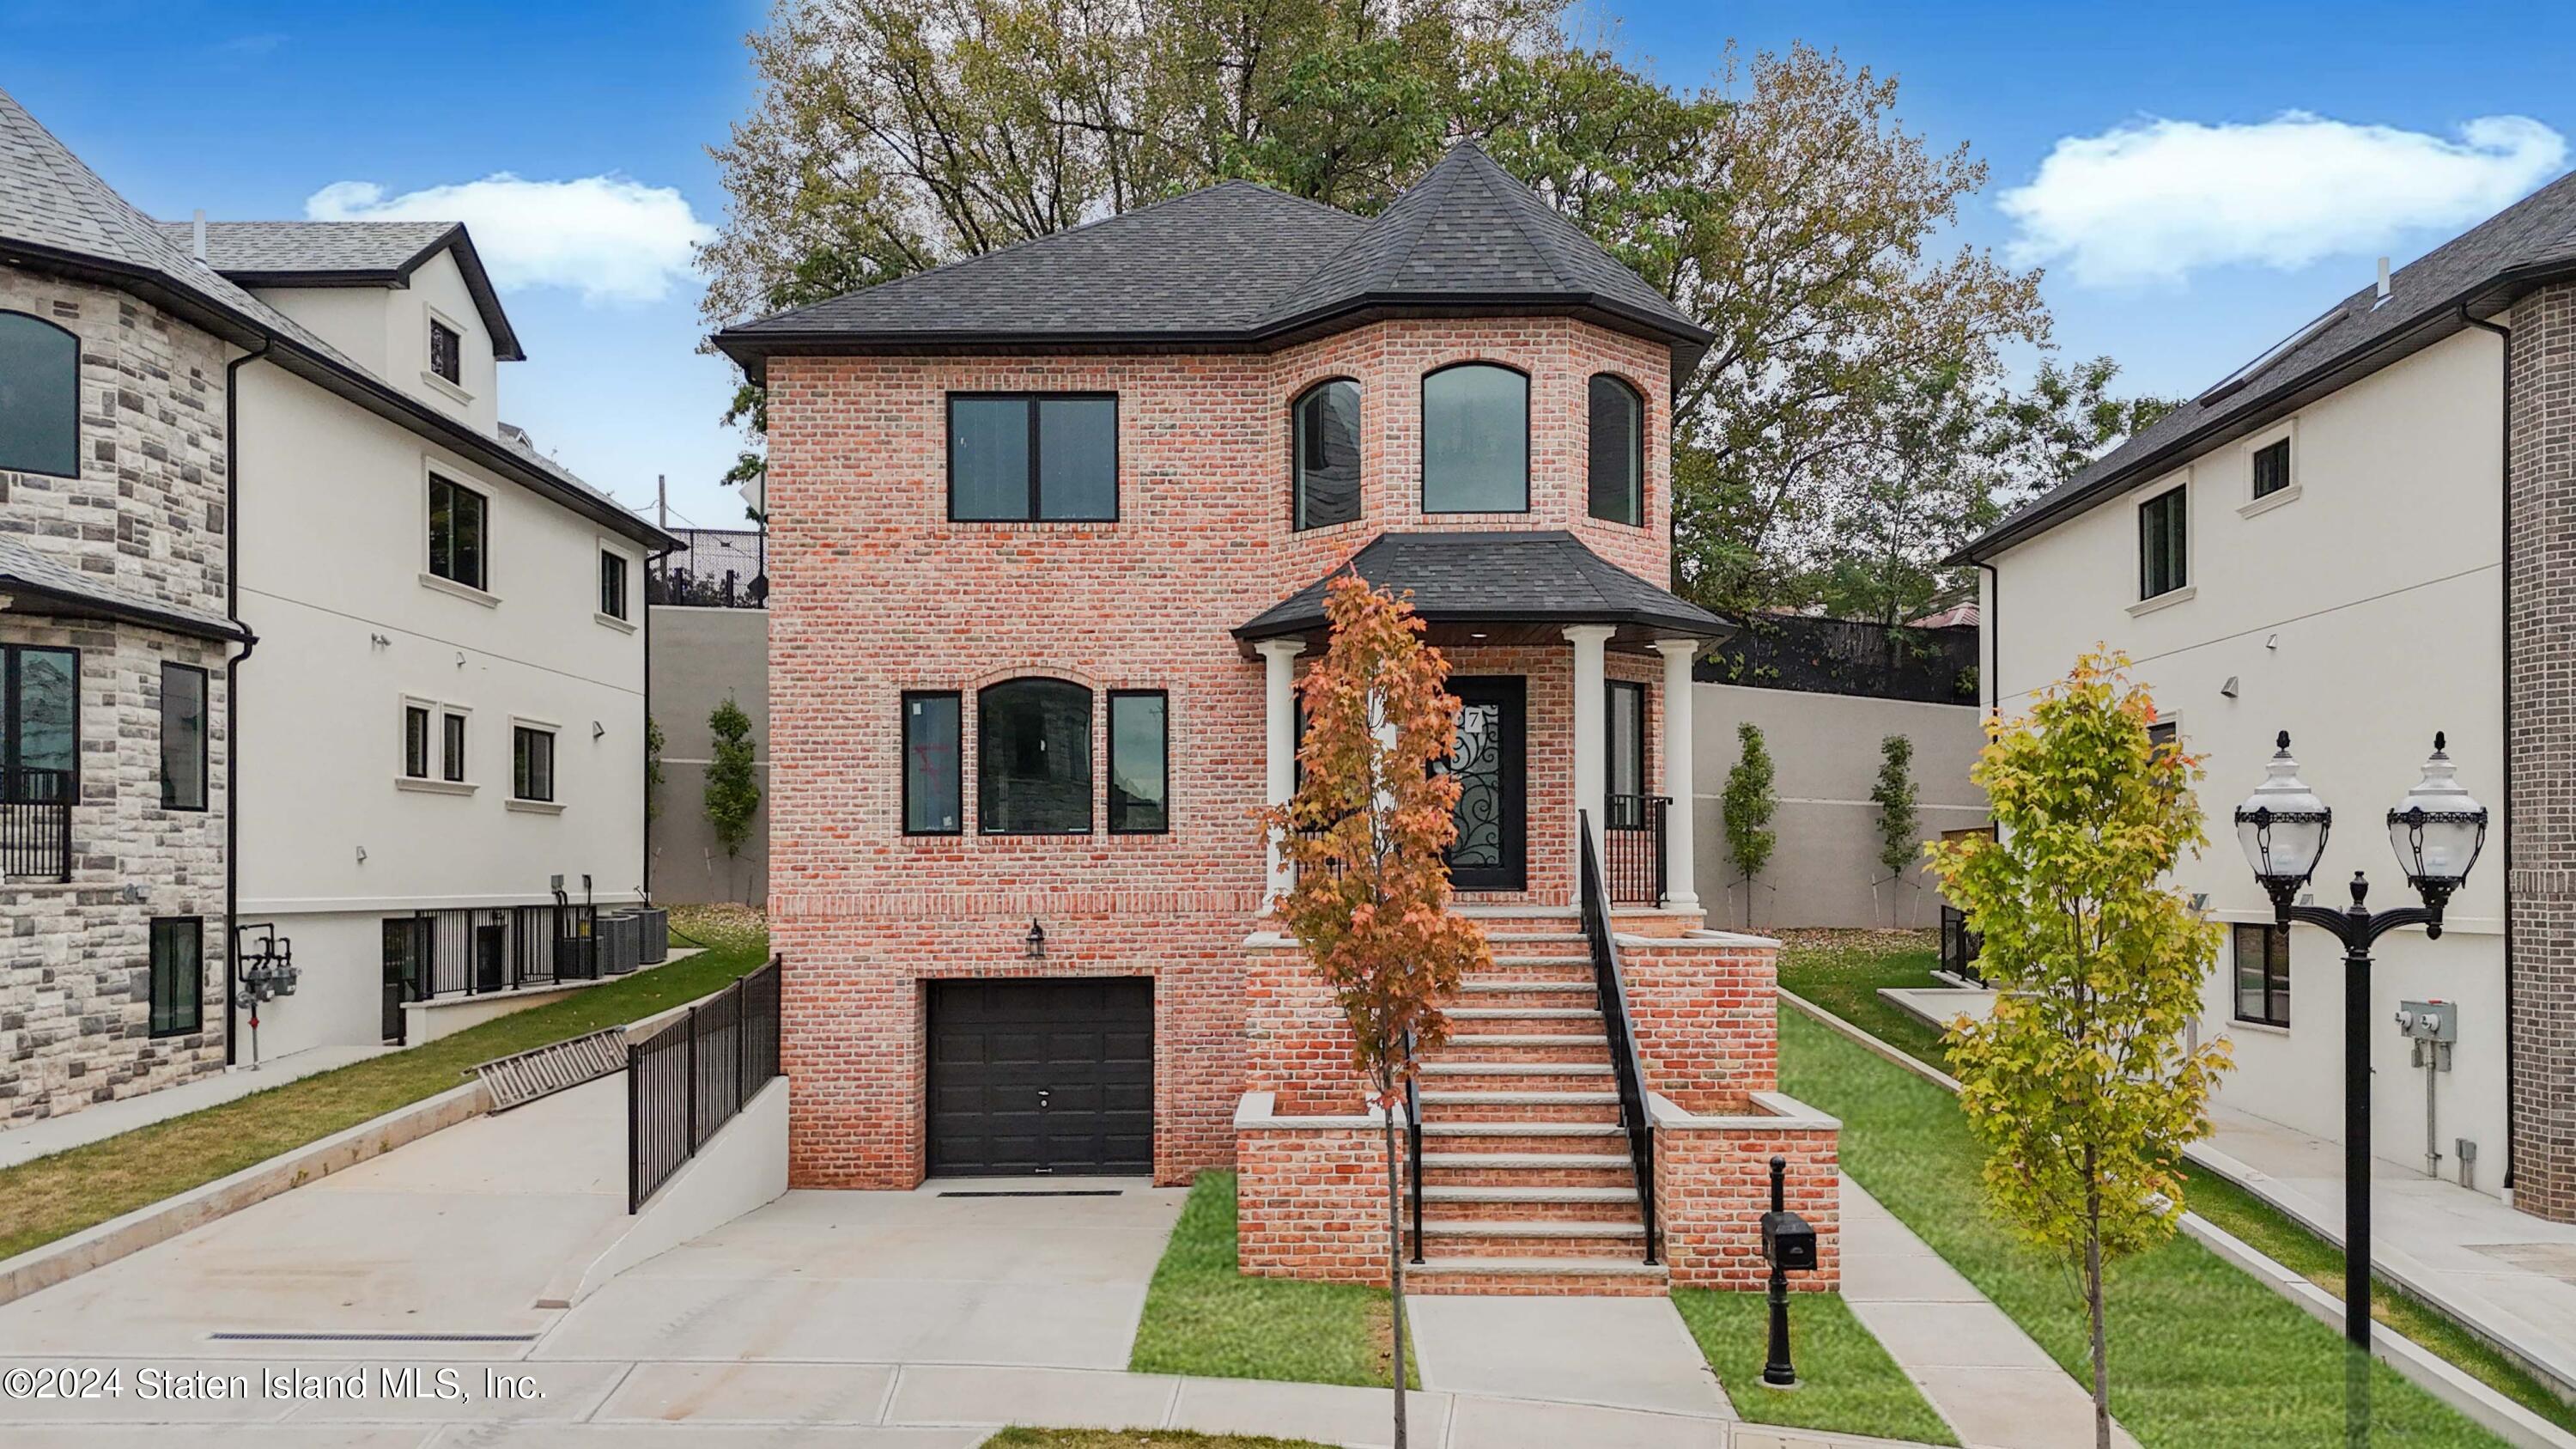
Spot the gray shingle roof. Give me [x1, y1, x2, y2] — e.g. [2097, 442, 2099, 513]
[0, 535, 246, 642]
[151, 219, 525, 361]
[1236, 530, 1731, 642]
[1959, 167, 2576, 562]
[718, 143, 1708, 375]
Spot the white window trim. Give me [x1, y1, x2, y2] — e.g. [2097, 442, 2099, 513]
[510, 715, 562, 807]
[422, 305, 475, 404]
[2236, 417, 2301, 519]
[596, 539, 640, 630]
[421, 458, 500, 605]
[398, 693, 437, 781]
[398, 696, 478, 795]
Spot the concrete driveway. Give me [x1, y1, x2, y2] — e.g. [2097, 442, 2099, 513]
[537, 1179, 1187, 1368]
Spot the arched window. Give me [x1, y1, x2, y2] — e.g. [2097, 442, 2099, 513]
[1420, 363, 1528, 514]
[1587, 374, 1643, 526]
[0, 312, 79, 478]
[978, 678, 1093, 834]
[1291, 379, 1362, 530]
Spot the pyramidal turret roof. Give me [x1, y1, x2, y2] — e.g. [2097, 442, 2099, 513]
[716, 141, 1709, 378]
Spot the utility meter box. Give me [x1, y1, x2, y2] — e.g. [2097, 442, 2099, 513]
[2396, 1000, 2458, 1044]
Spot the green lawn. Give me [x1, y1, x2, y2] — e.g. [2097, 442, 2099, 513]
[1129, 1172, 1419, 1389]
[0, 908, 772, 1262]
[1672, 1288, 1959, 1444]
[1781, 1004, 2503, 1447]
[985, 1431, 1335, 1449]
[1773, 928, 1958, 1068]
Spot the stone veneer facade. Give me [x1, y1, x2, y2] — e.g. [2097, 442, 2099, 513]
[0, 267, 233, 1121]
[765, 316, 1686, 1187]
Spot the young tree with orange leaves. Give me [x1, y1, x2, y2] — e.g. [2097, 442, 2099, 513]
[1261, 575, 1492, 1446]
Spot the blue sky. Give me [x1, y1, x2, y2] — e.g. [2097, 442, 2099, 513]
[9, 0, 2573, 529]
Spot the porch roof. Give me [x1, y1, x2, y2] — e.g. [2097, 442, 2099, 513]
[0, 536, 248, 643]
[1235, 530, 1731, 650]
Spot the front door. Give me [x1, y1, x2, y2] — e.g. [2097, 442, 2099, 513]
[1444, 676, 1526, 892]
[475, 923, 507, 993]
[380, 917, 422, 1044]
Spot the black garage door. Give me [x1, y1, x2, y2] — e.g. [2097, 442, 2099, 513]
[927, 978, 1153, 1176]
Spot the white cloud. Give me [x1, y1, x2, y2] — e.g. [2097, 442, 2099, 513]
[2000, 113, 2567, 287]
[306, 174, 714, 306]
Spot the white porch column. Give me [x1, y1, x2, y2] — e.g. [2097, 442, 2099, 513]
[1564, 624, 1616, 907]
[1256, 639, 1305, 906]
[1652, 637, 1703, 910]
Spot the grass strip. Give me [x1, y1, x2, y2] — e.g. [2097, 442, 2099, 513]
[1672, 1288, 1959, 1444]
[986, 1431, 1335, 1449]
[1781, 1003, 2502, 1447]
[1129, 1171, 1419, 1389]
[0, 910, 771, 1261]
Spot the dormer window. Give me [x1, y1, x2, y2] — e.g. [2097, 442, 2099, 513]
[428, 319, 462, 387]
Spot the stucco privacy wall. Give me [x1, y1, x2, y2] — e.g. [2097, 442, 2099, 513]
[1983, 325, 2507, 1191]
[1691, 683, 1985, 930]
[647, 605, 769, 904]
[0, 269, 233, 1120]
[763, 317, 1676, 1188]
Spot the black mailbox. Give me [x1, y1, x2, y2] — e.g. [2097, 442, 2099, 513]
[1762, 1208, 1817, 1272]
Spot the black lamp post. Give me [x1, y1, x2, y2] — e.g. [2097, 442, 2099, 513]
[2233, 731, 2488, 1350]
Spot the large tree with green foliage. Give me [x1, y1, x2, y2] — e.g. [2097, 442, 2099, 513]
[700, 1, 2058, 616]
[1926, 652, 2230, 1448]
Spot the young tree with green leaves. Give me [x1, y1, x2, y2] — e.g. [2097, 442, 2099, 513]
[1926, 652, 2231, 1449]
[1870, 733, 1918, 922]
[1721, 721, 1777, 928]
[704, 697, 762, 898]
[1262, 575, 1492, 1446]
[645, 715, 667, 825]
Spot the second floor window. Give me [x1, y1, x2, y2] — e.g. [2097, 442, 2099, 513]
[404, 704, 431, 779]
[2138, 486, 2187, 600]
[600, 551, 629, 620]
[949, 394, 1118, 522]
[428, 474, 489, 591]
[1422, 363, 1529, 513]
[0, 310, 79, 478]
[2251, 437, 2292, 500]
[1292, 380, 1362, 530]
[2, 644, 78, 801]
[1588, 374, 1643, 526]
[160, 663, 207, 811]
[428, 319, 462, 385]
[442, 711, 468, 782]
[979, 678, 1091, 833]
[513, 725, 556, 802]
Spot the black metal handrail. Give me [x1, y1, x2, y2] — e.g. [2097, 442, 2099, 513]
[1939, 904, 1984, 985]
[1577, 810, 1660, 1263]
[629, 957, 781, 1212]
[1404, 1028, 1425, 1265]
[1, 766, 71, 882]
[1603, 794, 1669, 906]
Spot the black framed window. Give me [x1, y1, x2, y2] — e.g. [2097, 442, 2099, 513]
[1588, 374, 1643, 526]
[2138, 487, 2187, 599]
[441, 711, 467, 782]
[902, 691, 963, 834]
[428, 473, 488, 590]
[0, 311, 79, 477]
[149, 916, 203, 1038]
[948, 393, 1118, 521]
[1421, 363, 1529, 513]
[513, 725, 556, 802]
[404, 705, 430, 778]
[2251, 437, 2291, 500]
[428, 319, 462, 385]
[159, 663, 207, 810]
[2233, 922, 2290, 1027]
[1607, 680, 1646, 803]
[600, 551, 629, 619]
[978, 678, 1092, 833]
[1292, 380, 1362, 530]
[2, 644, 80, 801]
[1109, 690, 1169, 834]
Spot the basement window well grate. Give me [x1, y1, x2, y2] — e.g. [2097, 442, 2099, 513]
[936, 1189, 1125, 1198]
[207, 1331, 541, 1343]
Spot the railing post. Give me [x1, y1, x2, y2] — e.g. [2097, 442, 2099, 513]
[685, 1003, 700, 1155]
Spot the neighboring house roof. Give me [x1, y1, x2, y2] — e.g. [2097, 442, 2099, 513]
[1236, 530, 1732, 645]
[1906, 602, 1979, 629]
[0, 535, 249, 642]
[155, 218, 525, 361]
[1956, 168, 2576, 563]
[716, 142, 1711, 381]
[0, 86, 671, 552]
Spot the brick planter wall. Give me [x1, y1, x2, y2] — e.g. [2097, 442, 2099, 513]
[1653, 1091, 1841, 1289]
[1619, 930, 1780, 1111]
[1235, 1091, 1406, 1285]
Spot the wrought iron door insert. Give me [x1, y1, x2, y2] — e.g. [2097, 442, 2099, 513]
[1443, 676, 1526, 892]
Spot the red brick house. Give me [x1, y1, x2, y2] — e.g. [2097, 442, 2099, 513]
[718, 143, 1838, 1294]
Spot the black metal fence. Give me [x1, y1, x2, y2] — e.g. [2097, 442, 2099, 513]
[404, 902, 598, 1001]
[629, 958, 781, 1213]
[1698, 615, 1979, 704]
[1940, 904, 1984, 984]
[0, 766, 70, 882]
[1603, 794, 1668, 906]
[647, 527, 766, 609]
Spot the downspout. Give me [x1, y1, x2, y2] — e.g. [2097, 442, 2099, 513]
[222, 338, 271, 1068]
[1977, 562, 2001, 718]
[2462, 306, 2513, 1192]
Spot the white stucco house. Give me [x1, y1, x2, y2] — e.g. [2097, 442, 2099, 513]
[1955, 171, 2576, 1223]
[0, 87, 677, 1117]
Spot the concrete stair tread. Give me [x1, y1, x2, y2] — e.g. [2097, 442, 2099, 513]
[1422, 1186, 1640, 1203]
[1448, 1007, 1601, 1020]
[1479, 932, 1589, 943]
[1420, 1219, 1646, 1238]
[1421, 1123, 1624, 1137]
[1420, 1062, 1612, 1075]
[1445, 1034, 1612, 1047]
[1411, 1257, 1667, 1277]
[1486, 955, 1594, 965]
[1456, 981, 1593, 994]
[1423, 1153, 1633, 1169]
[1419, 1090, 1619, 1104]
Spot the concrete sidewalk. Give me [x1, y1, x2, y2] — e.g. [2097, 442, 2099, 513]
[0, 1044, 392, 1170]
[1408, 1293, 1733, 1416]
[1839, 1176, 2139, 1449]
